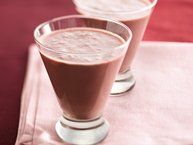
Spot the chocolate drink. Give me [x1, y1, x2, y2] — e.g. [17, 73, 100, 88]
[39, 27, 125, 120]
[75, 0, 152, 73]
[120, 15, 150, 72]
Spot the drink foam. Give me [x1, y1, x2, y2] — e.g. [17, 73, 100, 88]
[39, 27, 125, 64]
[75, 0, 152, 20]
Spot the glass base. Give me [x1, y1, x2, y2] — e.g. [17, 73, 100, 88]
[111, 70, 136, 95]
[55, 116, 109, 145]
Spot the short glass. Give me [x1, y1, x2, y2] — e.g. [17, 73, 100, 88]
[73, 0, 158, 94]
[34, 15, 132, 145]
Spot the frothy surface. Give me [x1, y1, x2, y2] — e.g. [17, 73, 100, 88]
[77, 0, 150, 12]
[39, 27, 125, 64]
[75, 0, 151, 20]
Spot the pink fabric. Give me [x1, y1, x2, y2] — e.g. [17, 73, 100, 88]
[16, 42, 193, 145]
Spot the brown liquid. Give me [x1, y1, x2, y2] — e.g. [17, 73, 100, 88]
[75, 0, 152, 72]
[120, 15, 150, 72]
[39, 28, 125, 120]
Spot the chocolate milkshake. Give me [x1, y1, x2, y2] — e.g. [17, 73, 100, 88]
[34, 15, 132, 144]
[121, 15, 150, 72]
[73, 0, 157, 94]
[39, 27, 125, 120]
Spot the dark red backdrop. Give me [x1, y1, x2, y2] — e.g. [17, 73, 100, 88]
[0, 0, 192, 144]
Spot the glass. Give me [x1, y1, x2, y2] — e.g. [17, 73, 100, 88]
[34, 15, 132, 145]
[73, 0, 158, 94]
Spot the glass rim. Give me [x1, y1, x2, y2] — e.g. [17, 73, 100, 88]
[34, 15, 132, 55]
[73, 0, 157, 15]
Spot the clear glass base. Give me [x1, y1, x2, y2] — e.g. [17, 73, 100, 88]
[55, 116, 109, 145]
[111, 70, 136, 95]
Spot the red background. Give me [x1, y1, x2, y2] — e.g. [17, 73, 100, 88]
[0, 0, 192, 144]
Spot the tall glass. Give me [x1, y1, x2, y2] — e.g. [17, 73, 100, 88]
[34, 15, 132, 145]
[73, 0, 158, 94]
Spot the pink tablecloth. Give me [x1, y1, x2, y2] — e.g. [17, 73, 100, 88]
[15, 42, 193, 145]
